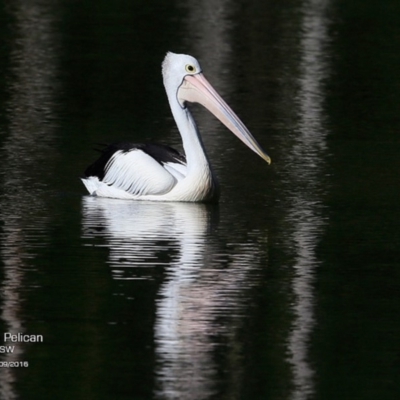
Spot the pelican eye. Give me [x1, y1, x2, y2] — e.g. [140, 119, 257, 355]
[185, 64, 196, 73]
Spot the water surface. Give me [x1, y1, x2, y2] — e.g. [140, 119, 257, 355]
[0, 1, 400, 399]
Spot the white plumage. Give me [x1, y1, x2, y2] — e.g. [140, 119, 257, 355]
[103, 150, 178, 195]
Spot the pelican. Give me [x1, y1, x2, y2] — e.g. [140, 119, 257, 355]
[81, 52, 271, 202]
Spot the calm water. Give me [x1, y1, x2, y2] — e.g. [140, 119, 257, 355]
[0, 0, 400, 399]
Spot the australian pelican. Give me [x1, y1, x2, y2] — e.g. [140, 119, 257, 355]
[81, 52, 271, 202]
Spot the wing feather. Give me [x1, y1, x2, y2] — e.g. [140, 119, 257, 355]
[102, 150, 177, 195]
[83, 142, 187, 198]
[163, 161, 187, 180]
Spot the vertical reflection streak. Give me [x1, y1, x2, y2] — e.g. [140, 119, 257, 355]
[154, 206, 216, 400]
[286, 1, 331, 399]
[0, 2, 60, 398]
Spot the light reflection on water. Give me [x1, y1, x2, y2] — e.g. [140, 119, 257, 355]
[0, 1, 61, 399]
[81, 196, 267, 399]
[81, 198, 216, 278]
[280, 1, 332, 399]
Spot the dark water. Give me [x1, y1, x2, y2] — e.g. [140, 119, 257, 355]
[0, 0, 400, 399]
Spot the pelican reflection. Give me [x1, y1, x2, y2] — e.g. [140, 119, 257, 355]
[81, 197, 266, 399]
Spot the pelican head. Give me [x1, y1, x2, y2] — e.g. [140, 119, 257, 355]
[162, 52, 271, 165]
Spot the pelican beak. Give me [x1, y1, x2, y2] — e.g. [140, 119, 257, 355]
[177, 73, 271, 164]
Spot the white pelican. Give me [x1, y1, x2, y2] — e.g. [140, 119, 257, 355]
[81, 52, 271, 202]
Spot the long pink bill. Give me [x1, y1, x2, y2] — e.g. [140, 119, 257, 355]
[178, 73, 271, 164]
